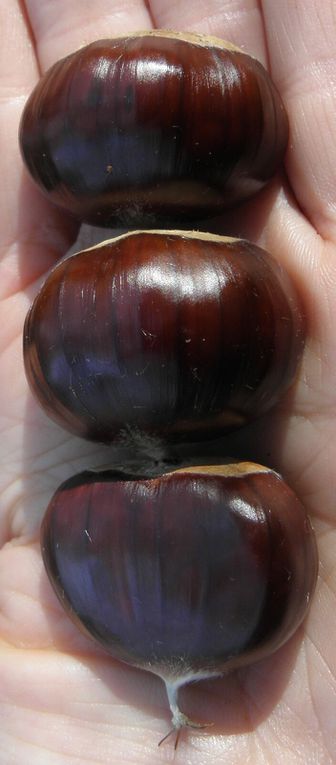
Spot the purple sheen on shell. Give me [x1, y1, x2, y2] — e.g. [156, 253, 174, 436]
[41, 461, 318, 732]
[19, 32, 288, 226]
[24, 231, 305, 446]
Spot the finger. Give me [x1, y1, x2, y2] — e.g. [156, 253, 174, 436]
[0, 0, 36, 254]
[146, 0, 303, 257]
[24, 0, 153, 70]
[261, 0, 336, 241]
[0, 2, 78, 299]
[148, 0, 267, 63]
[14, 0, 151, 294]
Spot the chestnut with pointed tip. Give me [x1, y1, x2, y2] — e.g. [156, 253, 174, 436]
[23, 231, 305, 446]
[41, 461, 318, 735]
[19, 31, 288, 226]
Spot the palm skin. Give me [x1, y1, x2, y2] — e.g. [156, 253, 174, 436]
[0, 0, 336, 762]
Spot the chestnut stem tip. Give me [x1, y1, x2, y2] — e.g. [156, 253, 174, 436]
[158, 679, 213, 748]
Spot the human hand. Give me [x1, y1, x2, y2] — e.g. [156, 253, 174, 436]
[0, 1, 335, 763]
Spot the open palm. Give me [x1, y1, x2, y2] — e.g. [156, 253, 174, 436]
[1, 1, 336, 762]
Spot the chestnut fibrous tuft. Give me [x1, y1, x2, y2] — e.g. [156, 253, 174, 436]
[19, 31, 288, 226]
[41, 461, 318, 737]
[23, 230, 305, 447]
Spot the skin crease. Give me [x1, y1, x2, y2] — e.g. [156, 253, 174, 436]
[0, 0, 336, 763]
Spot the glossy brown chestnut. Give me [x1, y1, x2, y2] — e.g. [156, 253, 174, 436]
[41, 461, 318, 733]
[19, 31, 288, 226]
[23, 231, 305, 446]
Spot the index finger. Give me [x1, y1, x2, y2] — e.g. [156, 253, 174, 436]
[25, 0, 153, 70]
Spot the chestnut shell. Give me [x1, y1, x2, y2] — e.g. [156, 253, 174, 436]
[41, 463, 318, 680]
[23, 232, 305, 445]
[19, 32, 288, 226]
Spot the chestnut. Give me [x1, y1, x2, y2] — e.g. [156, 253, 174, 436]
[41, 461, 318, 737]
[19, 31, 288, 226]
[24, 231, 304, 442]
[23, 231, 305, 446]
